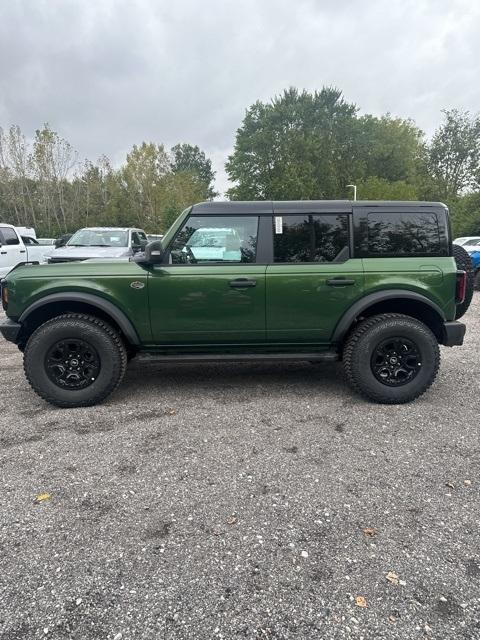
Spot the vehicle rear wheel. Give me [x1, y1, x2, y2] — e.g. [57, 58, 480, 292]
[452, 244, 474, 319]
[343, 313, 440, 404]
[24, 313, 127, 408]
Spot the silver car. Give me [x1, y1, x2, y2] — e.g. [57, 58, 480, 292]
[47, 227, 148, 263]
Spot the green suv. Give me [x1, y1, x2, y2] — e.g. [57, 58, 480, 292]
[0, 201, 469, 407]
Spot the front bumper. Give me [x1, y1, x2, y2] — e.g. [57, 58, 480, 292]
[0, 318, 21, 344]
[442, 321, 466, 347]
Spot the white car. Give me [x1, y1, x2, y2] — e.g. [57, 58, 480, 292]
[454, 236, 480, 251]
[36, 238, 56, 245]
[47, 227, 148, 263]
[0, 224, 49, 278]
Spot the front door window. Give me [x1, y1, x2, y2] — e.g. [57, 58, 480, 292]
[169, 216, 259, 264]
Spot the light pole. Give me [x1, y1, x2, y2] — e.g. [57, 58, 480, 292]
[347, 184, 357, 201]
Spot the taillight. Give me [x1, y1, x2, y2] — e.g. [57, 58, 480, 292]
[456, 270, 466, 304]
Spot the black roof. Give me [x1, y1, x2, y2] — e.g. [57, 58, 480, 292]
[191, 200, 447, 214]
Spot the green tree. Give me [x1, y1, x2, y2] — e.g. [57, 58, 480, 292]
[226, 88, 424, 201]
[355, 114, 424, 183]
[171, 143, 216, 198]
[356, 177, 419, 201]
[226, 87, 362, 200]
[449, 192, 480, 237]
[427, 109, 480, 199]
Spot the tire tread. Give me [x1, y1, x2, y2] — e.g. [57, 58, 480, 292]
[343, 313, 440, 404]
[24, 313, 127, 408]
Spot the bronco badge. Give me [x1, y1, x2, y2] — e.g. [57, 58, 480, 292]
[130, 281, 145, 290]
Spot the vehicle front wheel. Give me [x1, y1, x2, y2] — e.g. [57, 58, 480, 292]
[343, 313, 440, 404]
[24, 313, 127, 408]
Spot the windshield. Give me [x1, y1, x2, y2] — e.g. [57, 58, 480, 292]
[67, 229, 129, 248]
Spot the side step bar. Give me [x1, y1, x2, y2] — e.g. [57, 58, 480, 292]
[139, 351, 339, 363]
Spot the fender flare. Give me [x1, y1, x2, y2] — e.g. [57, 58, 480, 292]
[331, 290, 446, 343]
[18, 292, 140, 345]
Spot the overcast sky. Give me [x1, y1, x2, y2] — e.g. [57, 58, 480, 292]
[1, 0, 479, 195]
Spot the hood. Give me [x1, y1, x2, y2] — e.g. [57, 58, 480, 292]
[47, 246, 131, 261]
[4, 258, 146, 282]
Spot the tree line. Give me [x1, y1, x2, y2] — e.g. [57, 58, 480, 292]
[0, 127, 216, 236]
[1, 86, 480, 237]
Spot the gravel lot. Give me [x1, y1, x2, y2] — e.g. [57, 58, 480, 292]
[0, 299, 479, 640]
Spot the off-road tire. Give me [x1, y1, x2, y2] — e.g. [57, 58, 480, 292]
[24, 313, 127, 408]
[452, 244, 474, 319]
[343, 313, 440, 404]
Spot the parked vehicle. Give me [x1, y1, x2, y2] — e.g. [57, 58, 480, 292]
[47, 227, 148, 263]
[453, 236, 480, 246]
[147, 234, 164, 243]
[37, 238, 56, 246]
[0, 224, 49, 278]
[454, 237, 480, 253]
[468, 250, 480, 289]
[16, 226, 36, 239]
[0, 200, 470, 408]
[54, 233, 73, 248]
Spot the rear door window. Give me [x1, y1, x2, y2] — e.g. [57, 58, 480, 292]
[273, 214, 349, 263]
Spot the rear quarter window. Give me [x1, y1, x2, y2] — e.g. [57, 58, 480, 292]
[365, 211, 446, 256]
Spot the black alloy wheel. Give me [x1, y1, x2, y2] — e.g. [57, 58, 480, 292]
[45, 338, 101, 390]
[343, 313, 440, 404]
[371, 337, 421, 387]
[24, 313, 127, 407]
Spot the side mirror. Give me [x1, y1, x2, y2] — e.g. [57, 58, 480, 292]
[134, 239, 164, 265]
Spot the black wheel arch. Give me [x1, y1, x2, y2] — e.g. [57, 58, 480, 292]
[17, 292, 141, 346]
[332, 290, 446, 345]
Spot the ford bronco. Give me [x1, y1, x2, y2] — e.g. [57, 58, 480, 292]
[0, 201, 470, 407]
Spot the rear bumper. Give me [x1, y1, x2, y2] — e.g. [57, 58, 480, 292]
[442, 321, 466, 347]
[0, 318, 21, 344]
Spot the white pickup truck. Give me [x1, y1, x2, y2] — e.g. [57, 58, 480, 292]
[0, 224, 50, 278]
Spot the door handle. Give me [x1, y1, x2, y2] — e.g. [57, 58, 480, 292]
[326, 278, 355, 287]
[229, 278, 257, 288]
[0, 251, 6, 255]
[19, 250, 26, 254]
